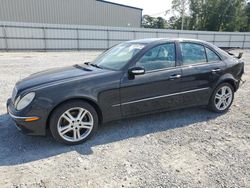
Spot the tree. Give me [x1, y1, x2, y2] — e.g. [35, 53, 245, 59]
[171, 0, 190, 30]
[142, 0, 250, 31]
[142, 15, 155, 28]
[155, 17, 166, 29]
[187, 0, 249, 31]
[216, 0, 248, 31]
[245, 1, 250, 30]
[142, 15, 167, 29]
[168, 16, 191, 30]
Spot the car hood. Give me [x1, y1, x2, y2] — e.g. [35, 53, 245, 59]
[15, 64, 105, 92]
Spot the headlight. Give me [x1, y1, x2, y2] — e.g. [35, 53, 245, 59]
[15, 92, 35, 111]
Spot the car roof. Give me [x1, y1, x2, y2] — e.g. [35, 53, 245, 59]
[126, 38, 206, 44]
[125, 38, 230, 60]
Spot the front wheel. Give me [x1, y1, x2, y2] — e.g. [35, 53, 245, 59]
[208, 83, 234, 113]
[49, 100, 98, 145]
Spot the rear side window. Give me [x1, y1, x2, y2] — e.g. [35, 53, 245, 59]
[206, 47, 221, 62]
[180, 43, 207, 65]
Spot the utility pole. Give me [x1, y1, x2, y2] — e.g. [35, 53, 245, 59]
[171, 0, 189, 30]
[181, 0, 186, 30]
[181, 9, 184, 30]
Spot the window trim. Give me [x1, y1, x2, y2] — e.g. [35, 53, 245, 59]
[179, 62, 210, 68]
[146, 66, 180, 74]
[204, 45, 208, 62]
[136, 42, 177, 73]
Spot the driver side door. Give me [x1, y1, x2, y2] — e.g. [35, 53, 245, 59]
[119, 43, 183, 117]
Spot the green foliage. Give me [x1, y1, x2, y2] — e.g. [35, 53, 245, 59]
[171, 0, 190, 30]
[187, 0, 248, 31]
[168, 16, 191, 30]
[142, 0, 250, 31]
[246, 2, 250, 30]
[172, 0, 189, 14]
[142, 15, 168, 29]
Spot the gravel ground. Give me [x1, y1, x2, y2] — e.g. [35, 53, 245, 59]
[0, 50, 249, 188]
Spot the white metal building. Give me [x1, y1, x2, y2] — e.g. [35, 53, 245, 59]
[0, 0, 142, 27]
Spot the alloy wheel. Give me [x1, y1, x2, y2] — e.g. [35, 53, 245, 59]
[57, 107, 94, 142]
[214, 86, 233, 111]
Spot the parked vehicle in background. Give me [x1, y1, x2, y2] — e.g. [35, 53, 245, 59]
[7, 38, 245, 145]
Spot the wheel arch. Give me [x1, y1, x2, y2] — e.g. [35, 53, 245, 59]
[214, 74, 238, 92]
[46, 97, 103, 130]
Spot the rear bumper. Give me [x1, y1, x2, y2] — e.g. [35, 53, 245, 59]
[7, 98, 47, 136]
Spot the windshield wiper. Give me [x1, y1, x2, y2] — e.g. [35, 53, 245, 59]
[90, 63, 103, 69]
[73, 64, 92, 71]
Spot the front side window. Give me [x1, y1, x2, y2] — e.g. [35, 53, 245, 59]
[136, 43, 176, 71]
[93, 43, 145, 70]
[206, 47, 221, 62]
[180, 43, 207, 65]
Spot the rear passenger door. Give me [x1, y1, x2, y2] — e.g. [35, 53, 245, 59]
[178, 42, 226, 107]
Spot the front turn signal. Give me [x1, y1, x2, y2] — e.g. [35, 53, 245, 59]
[24, 117, 40, 122]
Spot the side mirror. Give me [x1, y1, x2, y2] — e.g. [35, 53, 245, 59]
[128, 67, 145, 80]
[128, 67, 145, 76]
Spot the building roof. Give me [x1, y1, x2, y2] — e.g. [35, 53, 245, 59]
[96, 0, 143, 11]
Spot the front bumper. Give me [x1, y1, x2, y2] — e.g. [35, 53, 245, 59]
[7, 98, 47, 136]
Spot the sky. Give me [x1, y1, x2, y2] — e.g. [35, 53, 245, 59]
[106, 0, 172, 18]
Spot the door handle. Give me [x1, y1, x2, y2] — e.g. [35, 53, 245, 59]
[170, 74, 181, 79]
[211, 68, 221, 73]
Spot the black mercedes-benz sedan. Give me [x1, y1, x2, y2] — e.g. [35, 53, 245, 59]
[7, 38, 244, 145]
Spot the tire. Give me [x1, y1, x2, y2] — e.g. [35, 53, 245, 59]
[49, 100, 98, 145]
[208, 83, 234, 113]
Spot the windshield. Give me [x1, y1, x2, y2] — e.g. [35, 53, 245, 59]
[92, 43, 146, 70]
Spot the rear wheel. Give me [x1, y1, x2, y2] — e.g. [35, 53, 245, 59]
[50, 100, 98, 145]
[208, 83, 234, 113]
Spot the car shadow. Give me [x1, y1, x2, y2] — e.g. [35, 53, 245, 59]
[0, 107, 222, 166]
